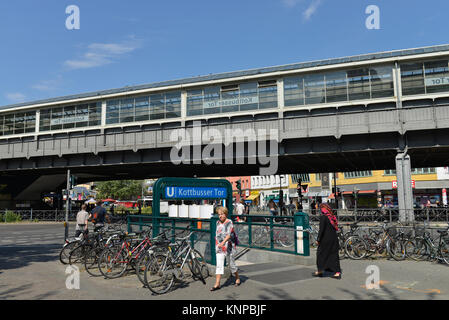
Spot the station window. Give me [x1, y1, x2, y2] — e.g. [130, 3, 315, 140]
[105, 92, 181, 125]
[0, 111, 36, 136]
[40, 102, 101, 132]
[401, 63, 425, 95]
[284, 64, 394, 107]
[186, 81, 277, 116]
[343, 171, 373, 179]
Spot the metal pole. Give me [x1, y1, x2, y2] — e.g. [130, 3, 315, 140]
[333, 172, 338, 209]
[65, 169, 70, 240]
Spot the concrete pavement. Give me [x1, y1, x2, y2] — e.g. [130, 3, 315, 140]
[1, 222, 449, 300]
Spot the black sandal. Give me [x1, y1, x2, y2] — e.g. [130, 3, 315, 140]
[331, 273, 342, 280]
[312, 272, 323, 277]
[210, 286, 221, 291]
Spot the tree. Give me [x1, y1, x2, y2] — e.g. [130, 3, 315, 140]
[95, 180, 143, 200]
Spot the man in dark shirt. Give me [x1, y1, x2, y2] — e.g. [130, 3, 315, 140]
[90, 200, 109, 232]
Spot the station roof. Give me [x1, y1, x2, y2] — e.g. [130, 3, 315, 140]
[2, 44, 449, 112]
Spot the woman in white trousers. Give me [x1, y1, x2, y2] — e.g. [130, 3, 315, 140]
[210, 206, 240, 291]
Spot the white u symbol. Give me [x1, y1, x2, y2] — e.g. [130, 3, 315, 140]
[166, 187, 175, 197]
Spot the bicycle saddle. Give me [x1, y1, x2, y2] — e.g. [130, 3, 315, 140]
[437, 230, 448, 235]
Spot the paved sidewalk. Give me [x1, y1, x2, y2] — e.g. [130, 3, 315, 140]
[1, 222, 449, 300]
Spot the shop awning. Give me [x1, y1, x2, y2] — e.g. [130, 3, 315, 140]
[246, 192, 260, 201]
[304, 192, 319, 197]
[359, 190, 376, 194]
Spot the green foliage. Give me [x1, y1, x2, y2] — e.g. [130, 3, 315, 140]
[95, 180, 144, 201]
[112, 205, 152, 215]
[2, 211, 22, 223]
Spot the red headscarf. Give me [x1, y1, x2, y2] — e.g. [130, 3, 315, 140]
[320, 203, 339, 231]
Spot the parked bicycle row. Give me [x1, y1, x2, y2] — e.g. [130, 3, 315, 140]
[307, 221, 449, 264]
[59, 224, 210, 295]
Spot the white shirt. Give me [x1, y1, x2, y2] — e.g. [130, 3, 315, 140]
[235, 203, 245, 215]
[76, 210, 89, 230]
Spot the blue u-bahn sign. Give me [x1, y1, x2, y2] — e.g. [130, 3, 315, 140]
[164, 186, 227, 199]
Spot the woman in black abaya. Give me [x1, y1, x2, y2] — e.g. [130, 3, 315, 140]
[312, 203, 342, 279]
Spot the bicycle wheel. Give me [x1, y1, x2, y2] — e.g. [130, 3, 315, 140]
[187, 249, 209, 283]
[135, 251, 153, 286]
[387, 238, 406, 261]
[344, 236, 368, 260]
[338, 236, 346, 260]
[252, 227, 270, 247]
[407, 237, 429, 261]
[68, 245, 86, 265]
[59, 241, 79, 264]
[98, 247, 128, 279]
[439, 239, 449, 265]
[276, 228, 294, 248]
[144, 253, 174, 295]
[84, 247, 103, 277]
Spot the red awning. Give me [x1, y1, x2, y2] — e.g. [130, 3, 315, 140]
[359, 190, 376, 194]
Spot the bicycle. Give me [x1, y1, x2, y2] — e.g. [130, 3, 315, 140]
[251, 218, 294, 248]
[405, 223, 449, 264]
[344, 222, 405, 261]
[97, 229, 153, 279]
[143, 231, 209, 295]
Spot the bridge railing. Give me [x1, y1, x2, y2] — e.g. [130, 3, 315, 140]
[303, 208, 449, 223]
[0, 209, 79, 222]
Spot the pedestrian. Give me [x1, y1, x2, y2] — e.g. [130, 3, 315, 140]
[210, 206, 240, 291]
[235, 199, 245, 222]
[89, 200, 109, 232]
[313, 203, 342, 279]
[287, 199, 296, 215]
[75, 204, 89, 237]
[267, 199, 277, 216]
[243, 201, 250, 222]
[310, 200, 316, 215]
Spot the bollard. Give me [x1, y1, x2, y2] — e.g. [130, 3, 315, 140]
[294, 212, 310, 256]
[210, 213, 218, 266]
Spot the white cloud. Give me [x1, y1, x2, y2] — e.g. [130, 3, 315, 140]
[303, 0, 322, 21]
[64, 38, 142, 70]
[32, 76, 63, 92]
[5, 92, 26, 103]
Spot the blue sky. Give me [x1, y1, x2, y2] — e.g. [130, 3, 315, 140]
[0, 0, 448, 107]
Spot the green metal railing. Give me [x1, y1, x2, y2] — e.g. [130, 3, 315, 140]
[127, 211, 310, 266]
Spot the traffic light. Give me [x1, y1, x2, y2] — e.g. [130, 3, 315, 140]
[297, 178, 303, 197]
[236, 179, 242, 194]
[69, 174, 77, 189]
[352, 189, 358, 199]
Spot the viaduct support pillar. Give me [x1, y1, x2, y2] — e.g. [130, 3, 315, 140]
[395, 152, 414, 223]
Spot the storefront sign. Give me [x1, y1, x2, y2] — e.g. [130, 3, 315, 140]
[203, 96, 258, 109]
[165, 186, 227, 199]
[51, 115, 89, 126]
[425, 76, 449, 87]
[392, 180, 415, 189]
